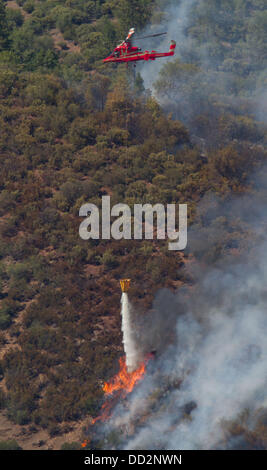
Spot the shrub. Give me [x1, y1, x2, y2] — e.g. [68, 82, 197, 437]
[23, 0, 35, 14]
[61, 441, 81, 450]
[101, 249, 119, 269]
[0, 312, 12, 330]
[0, 440, 22, 450]
[6, 8, 24, 28]
[68, 118, 96, 149]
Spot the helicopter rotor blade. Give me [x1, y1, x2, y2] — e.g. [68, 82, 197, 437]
[135, 32, 167, 40]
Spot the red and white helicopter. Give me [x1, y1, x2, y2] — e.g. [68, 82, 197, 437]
[103, 27, 176, 65]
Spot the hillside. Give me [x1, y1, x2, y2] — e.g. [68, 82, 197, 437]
[0, 0, 266, 450]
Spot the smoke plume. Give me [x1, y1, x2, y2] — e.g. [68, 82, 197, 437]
[90, 0, 267, 450]
[95, 184, 267, 450]
[137, 0, 267, 134]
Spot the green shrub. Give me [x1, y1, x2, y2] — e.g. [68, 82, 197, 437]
[6, 8, 24, 28]
[23, 0, 35, 14]
[0, 313, 12, 330]
[101, 249, 119, 269]
[61, 441, 81, 450]
[0, 440, 22, 450]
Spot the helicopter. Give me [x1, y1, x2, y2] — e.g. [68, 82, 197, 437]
[103, 27, 176, 65]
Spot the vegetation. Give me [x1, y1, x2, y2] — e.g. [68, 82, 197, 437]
[0, 439, 22, 450]
[61, 441, 81, 450]
[0, 0, 266, 448]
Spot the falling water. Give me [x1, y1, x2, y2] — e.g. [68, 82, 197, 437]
[121, 293, 140, 372]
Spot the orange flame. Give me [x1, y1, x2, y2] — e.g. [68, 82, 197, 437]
[81, 439, 90, 448]
[103, 357, 146, 396]
[81, 355, 154, 446]
[90, 356, 147, 426]
[91, 398, 116, 425]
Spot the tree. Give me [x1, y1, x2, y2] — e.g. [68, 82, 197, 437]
[134, 72, 145, 94]
[113, 0, 154, 32]
[0, 0, 9, 50]
[247, 10, 267, 64]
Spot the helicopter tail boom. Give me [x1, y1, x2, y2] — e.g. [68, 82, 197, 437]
[169, 40, 176, 54]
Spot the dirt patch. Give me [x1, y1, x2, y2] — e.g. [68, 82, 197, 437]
[84, 264, 102, 278]
[6, 1, 31, 19]
[50, 28, 81, 54]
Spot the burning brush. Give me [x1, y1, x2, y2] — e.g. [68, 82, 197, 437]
[81, 286, 152, 448]
[91, 355, 149, 426]
[81, 354, 151, 448]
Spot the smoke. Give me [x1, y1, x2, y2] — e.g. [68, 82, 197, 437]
[121, 293, 141, 372]
[89, 1, 267, 450]
[124, 297, 267, 450]
[95, 184, 267, 450]
[137, 0, 267, 134]
[255, 88, 267, 125]
[137, 0, 195, 90]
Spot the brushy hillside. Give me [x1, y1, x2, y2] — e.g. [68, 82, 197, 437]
[0, 0, 266, 449]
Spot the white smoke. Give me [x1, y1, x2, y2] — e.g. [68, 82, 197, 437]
[110, 241, 267, 450]
[93, 1, 267, 449]
[98, 188, 267, 450]
[137, 0, 267, 130]
[121, 293, 140, 373]
[125, 303, 267, 449]
[137, 0, 196, 90]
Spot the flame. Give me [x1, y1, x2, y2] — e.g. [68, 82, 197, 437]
[103, 357, 146, 396]
[81, 439, 90, 448]
[90, 356, 147, 426]
[91, 398, 116, 425]
[81, 355, 154, 446]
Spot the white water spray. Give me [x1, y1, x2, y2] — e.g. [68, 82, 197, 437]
[121, 293, 140, 373]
